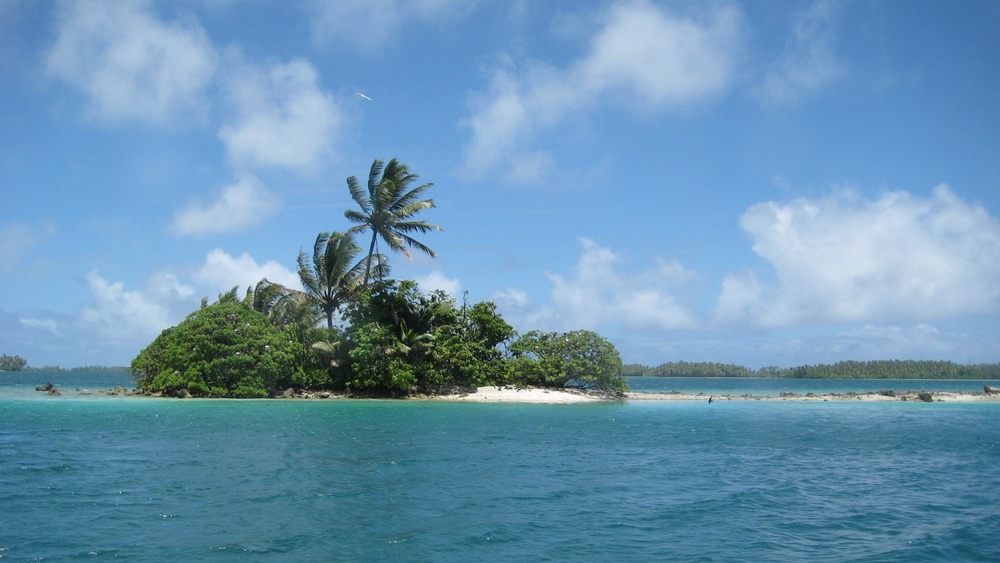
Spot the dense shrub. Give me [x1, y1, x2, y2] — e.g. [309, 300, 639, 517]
[131, 302, 305, 397]
[509, 330, 627, 393]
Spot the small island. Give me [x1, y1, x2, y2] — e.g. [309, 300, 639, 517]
[128, 158, 628, 400]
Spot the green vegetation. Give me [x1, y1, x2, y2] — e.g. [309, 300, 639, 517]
[624, 360, 1000, 379]
[131, 301, 306, 397]
[510, 330, 627, 393]
[130, 158, 627, 397]
[0, 354, 28, 371]
[345, 158, 442, 285]
[623, 361, 754, 378]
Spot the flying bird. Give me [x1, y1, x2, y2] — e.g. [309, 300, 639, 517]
[355, 92, 372, 101]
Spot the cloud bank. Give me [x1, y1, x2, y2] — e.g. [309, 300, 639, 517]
[46, 0, 218, 126]
[717, 185, 1000, 326]
[495, 238, 699, 334]
[462, 0, 743, 181]
[171, 174, 279, 237]
[217, 58, 341, 172]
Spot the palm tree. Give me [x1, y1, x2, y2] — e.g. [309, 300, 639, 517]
[244, 278, 319, 331]
[344, 158, 442, 286]
[298, 231, 387, 329]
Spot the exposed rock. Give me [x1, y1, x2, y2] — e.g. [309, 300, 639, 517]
[917, 392, 934, 402]
[282, 388, 295, 398]
[175, 389, 192, 399]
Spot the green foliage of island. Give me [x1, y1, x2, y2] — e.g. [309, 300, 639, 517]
[624, 360, 1000, 379]
[510, 330, 627, 393]
[132, 301, 307, 397]
[0, 354, 29, 371]
[623, 361, 755, 378]
[129, 158, 628, 398]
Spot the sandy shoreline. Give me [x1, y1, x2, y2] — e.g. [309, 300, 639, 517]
[422, 387, 1000, 404]
[424, 386, 612, 403]
[13, 385, 1000, 403]
[625, 390, 1000, 403]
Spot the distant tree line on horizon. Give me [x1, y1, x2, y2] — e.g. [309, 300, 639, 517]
[623, 360, 1000, 379]
[0, 354, 131, 373]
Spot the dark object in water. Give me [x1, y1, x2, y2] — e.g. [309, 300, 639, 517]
[34, 382, 60, 396]
[708, 396, 713, 404]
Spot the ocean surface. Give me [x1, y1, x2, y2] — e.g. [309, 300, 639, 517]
[2, 372, 999, 561]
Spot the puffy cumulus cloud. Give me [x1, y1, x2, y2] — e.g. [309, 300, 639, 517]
[218, 58, 342, 171]
[495, 238, 698, 334]
[46, 0, 218, 126]
[171, 173, 279, 237]
[414, 271, 462, 301]
[755, 0, 846, 105]
[80, 270, 194, 341]
[307, 0, 472, 51]
[716, 185, 1000, 327]
[77, 255, 297, 357]
[462, 1, 743, 181]
[192, 248, 301, 294]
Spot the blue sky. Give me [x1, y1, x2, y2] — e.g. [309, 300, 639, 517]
[2, 0, 998, 369]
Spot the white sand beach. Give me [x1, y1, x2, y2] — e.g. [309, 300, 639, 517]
[427, 386, 611, 404]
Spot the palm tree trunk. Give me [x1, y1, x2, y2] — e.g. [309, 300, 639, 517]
[364, 231, 378, 286]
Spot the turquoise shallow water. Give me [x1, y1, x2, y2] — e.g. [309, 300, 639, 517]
[2, 373, 999, 561]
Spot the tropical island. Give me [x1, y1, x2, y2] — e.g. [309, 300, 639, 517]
[127, 158, 628, 399]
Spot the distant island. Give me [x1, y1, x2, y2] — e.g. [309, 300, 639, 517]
[623, 360, 1000, 380]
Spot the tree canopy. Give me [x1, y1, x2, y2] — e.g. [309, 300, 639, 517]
[345, 158, 442, 285]
[0, 354, 28, 371]
[130, 301, 306, 397]
[510, 330, 627, 393]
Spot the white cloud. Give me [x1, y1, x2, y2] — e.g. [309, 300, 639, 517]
[496, 238, 698, 334]
[193, 248, 301, 294]
[19, 317, 62, 337]
[307, 0, 471, 51]
[462, 1, 743, 180]
[80, 270, 184, 341]
[218, 57, 342, 171]
[716, 185, 1000, 326]
[78, 256, 297, 352]
[414, 271, 462, 300]
[46, 0, 218, 126]
[755, 0, 846, 104]
[171, 173, 279, 236]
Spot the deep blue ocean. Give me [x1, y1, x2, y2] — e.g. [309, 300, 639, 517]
[2, 372, 998, 561]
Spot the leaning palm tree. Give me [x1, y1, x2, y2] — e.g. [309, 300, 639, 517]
[244, 278, 319, 331]
[298, 231, 387, 329]
[344, 158, 442, 286]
